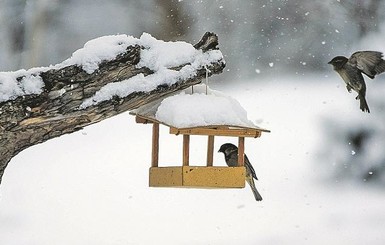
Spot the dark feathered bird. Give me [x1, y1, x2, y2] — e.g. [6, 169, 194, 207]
[218, 143, 262, 201]
[328, 51, 385, 113]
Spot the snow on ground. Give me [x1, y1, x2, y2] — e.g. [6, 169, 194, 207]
[1, 74, 385, 245]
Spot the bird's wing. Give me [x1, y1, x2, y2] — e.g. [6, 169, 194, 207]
[225, 148, 239, 167]
[349, 51, 385, 79]
[245, 155, 258, 180]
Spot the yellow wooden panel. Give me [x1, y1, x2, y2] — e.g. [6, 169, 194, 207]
[149, 167, 183, 187]
[183, 166, 245, 188]
[149, 166, 245, 188]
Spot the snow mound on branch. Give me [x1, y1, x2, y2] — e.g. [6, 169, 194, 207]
[138, 33, 198, 71]
[80, 34, 223, 108]
[155, 85, 255, 128]
[0, 33, 224, 104]
[62, 34, 139, 74]
[1, 34, 138, 103]
[0, 72, 44, 102]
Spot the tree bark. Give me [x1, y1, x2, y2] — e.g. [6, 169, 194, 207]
[0, 32, 225, 184]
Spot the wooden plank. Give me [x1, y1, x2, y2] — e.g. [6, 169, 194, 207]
[151, 123, 159, 167]
[149, 167, 183, 187]
[170, 127, 262, 137]
[238, 137, 245, 167]
[149, 166, 246, 188]
[135, 114, 270, 134]
[135, 115, 151, 124]
[207, 135, 214, 166]
[183, 166, 245, 188]
[183, 135, 190, 166]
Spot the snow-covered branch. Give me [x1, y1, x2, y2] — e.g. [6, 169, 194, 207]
[0, 32, 225, 184]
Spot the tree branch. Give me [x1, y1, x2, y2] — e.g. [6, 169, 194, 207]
[0, 32, 225, 184]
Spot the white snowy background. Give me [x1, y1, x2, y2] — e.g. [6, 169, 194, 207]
[1, 1, 385, 244]
[1, 76, 385, 245]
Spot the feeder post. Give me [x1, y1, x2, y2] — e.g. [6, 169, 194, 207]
[151, 123, 159, 167]
[183, 135, 190, 166]
[238, 137, 245, 166]
[207, 135, 214, 166]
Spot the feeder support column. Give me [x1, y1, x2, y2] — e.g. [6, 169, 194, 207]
[238, 137, 245, 166]
[183, 135, 190, 166]
[152, 123, 159, 167]
[207, 136, 214, 166]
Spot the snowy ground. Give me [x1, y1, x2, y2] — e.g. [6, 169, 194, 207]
[1, 74, 385, 245]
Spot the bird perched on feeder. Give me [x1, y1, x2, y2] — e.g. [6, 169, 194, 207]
[328, 51, 385, 113]
[218, 143, 262, 201]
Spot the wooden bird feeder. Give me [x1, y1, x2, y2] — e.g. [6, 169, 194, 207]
[131, 112, 270, 189]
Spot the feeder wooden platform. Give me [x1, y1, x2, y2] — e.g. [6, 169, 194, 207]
[131, 113, 269, 188]
[150, 166, 245, 188]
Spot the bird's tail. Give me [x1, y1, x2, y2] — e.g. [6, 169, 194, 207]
[358, 94, 370, 113]
[246, 177, 263, 201]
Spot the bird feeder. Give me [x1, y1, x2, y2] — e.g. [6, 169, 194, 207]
[131, 113, 269, 188]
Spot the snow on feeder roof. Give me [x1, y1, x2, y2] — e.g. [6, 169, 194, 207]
[131, 84, 270, 135]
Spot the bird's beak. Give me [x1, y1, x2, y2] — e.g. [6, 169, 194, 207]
[327, 60, 332, 64]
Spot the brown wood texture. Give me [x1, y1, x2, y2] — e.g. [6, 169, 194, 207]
[151, 123, 160, 167]
[0, 32, 225, 184]
[207, 135, 214, 166]
[238, 137, 245, 167]
[183, 135, 190, 166]
[170, 127, 263, 137]
[149, 166, 246, 188]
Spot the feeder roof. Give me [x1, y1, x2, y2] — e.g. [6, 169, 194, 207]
[130, 85, 270, 134]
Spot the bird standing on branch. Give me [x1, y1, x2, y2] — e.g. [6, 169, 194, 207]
[218, 143, 263, 201]
[328, 51, 385, 113]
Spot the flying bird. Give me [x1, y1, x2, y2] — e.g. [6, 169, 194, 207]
[218, 143, 262, 201]
[328, 51, 385, 113]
